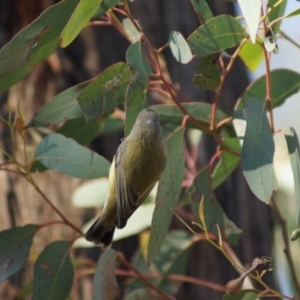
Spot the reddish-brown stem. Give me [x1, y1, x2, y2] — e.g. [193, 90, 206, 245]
[262, 20, 275, 132]
[117, 253, 172, 299]
[24, 174, 83, 236]
[115, 269, 225, 292]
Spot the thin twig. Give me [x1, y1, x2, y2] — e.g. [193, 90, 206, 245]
[118, 253, 172, 300]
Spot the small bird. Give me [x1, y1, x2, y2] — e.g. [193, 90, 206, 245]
[85, 108, 166, 249]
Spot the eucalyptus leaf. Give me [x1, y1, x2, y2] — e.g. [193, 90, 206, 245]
[60, 0, 101, 47]
[188, 15, 246, 58]
[169, 31, 193, 64]
[33, 241, 74, 300]
[241, 98, 275, 202]
[147, 128, 185, 266]
[0, 225, 38, 283]
[33, 133, 110, 178]
[0, 0, 79, 92]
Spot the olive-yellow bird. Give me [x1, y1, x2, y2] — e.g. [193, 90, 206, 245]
[85, 108, 166, 249]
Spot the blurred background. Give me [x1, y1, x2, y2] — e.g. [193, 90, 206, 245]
[0, 0, 299, 299]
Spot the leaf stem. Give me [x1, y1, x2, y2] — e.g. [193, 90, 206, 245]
[117, 252, 172, 299]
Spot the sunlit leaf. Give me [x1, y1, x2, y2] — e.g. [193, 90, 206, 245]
[77, 62, 131, 119]
[33, 133, 110, 178]
[93, 249, 119, 300]
[60, 0, 101, 47]
[169, 31, 193, 64]
[238, 0, 261, 43]
[0, 0, 79, 92]
[33, 241, 74, 300]
[147, 128, 185, 266]
[0, 225, 38, 283]
[188, 15, 246, 58]
[122, 18, 141, 43]
[241, 98, 275, 202]
[284, 127, 300, 227]
[237, 69, 300, 110]
[239, 39, 264, 72]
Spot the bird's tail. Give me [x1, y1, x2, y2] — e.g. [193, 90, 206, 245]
[85, 218, 115, 250]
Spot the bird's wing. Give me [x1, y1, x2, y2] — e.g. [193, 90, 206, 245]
[115, 141, 155, 229]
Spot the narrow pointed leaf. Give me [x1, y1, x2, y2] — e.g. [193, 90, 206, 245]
[191, 0, 213, 23]
[241, 98, 275, 202]
[125, 41, 151, 136]
[212, 138, 241, 189]
[0, 225, 38, 283]
[60, 0, 101, 48]
[77, 62, 131, 119]
[237, 69, 300, 110]
[188, 15, 246, 58]
[33, 133, 110, 178]
[147, 128, 185, 266]
[238, 0, 261, 43]
[93, 249, 119, 300]
[268, 0, 287, 33]
[27, 81, 90, 128]
[284, 127, 300, 227]
[169, 31, 193, 64]
[190, 167, 242, 245]
[0, 0, 79, 92]
[33, 241, 74, 300]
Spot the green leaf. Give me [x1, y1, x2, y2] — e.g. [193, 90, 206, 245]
[268, 0, 287, 33]
[238, 39, 264, 72]
[0, 225, 38, 283]
[57, 118, 102, 145]
[27, 81, 90, 128]
[212, 138, 241, 189]
[284, 127, 300, 227]
[190, 167, 242, 245]
[191, 0, 213, 23]
[33, 133, 110, 178]
[147, 128, 185, 266]
[151, 103, 231, 132]
[237, 69, 300, 110]
[193, 53, 221, 90]
[125, 288, 163, 300]
[223, 289, 261, 300]
[131, 231, 193, 295]
[60, 0, 101, 48]
[93, 249, 119, 300]
[154, 231, 193, 294]
[125, 41, 151, 136]
[284, 8, 300, 19]
[188, 15, 246, 58]
[0, 0, 79, 92]
[238, 0, 261, 43]
[122, 18, 141, 43]
[33, 241, 74, 300]
[96, 0, 120, 17]
[77, 62, 131, 119]
[241, 98, 275, 202]
[168, 31, 193, 64]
